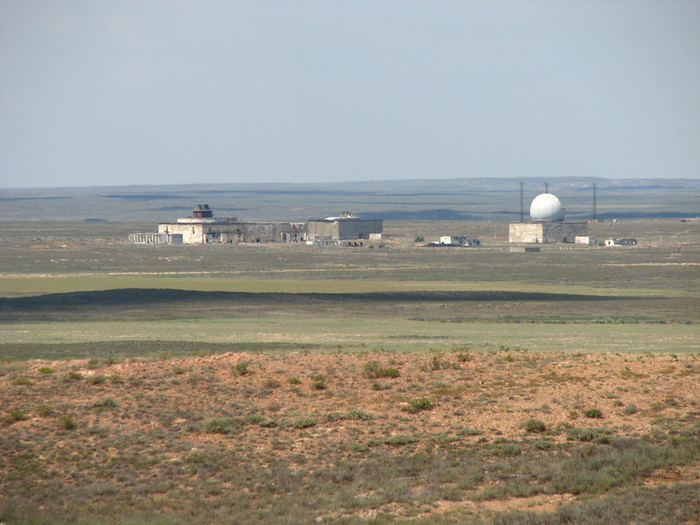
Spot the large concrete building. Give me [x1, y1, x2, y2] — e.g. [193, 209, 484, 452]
[509, 221, 588, 244]
[306, 212, 383, 242]
[509, 192, 587, 244]
[131, 206, 381, 245]
[156, 205, 306, 244]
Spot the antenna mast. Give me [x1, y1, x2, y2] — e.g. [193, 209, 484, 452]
[593, 182, 597, 221]
[520, 182, 524, 222]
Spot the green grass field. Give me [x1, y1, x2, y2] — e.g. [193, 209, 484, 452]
[1, 218, 699, 360]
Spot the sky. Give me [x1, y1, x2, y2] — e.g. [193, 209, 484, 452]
[1, 1, 699, 189]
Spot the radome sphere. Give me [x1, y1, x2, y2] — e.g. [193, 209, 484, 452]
[530, 193, 565, 221]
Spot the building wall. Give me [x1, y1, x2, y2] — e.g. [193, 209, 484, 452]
[307, 219, 383, 241]
[159, 223, 206, 244]
[128, 233, 183, 244]
[159, 221, 306, 244]
[509, 222, 587, 244]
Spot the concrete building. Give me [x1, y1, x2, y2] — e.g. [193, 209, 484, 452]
[509, 221, 588, 244]
[306, 212, 383, 243]
[131, 206, 381, 245]
[509, 192, 587, 244]
[155, 205, 307, 244]
[439, 236, 481, 246]
[128, 232, 183, 244]
[605, 238, 638, 247]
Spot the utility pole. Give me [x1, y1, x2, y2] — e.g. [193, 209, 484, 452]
[520, 182, 524, 222]
[593, 182, 597, 221]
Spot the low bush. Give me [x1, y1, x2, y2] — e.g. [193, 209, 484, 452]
[404, 398, 434, 413]
[8, 410, 28, 422]
[623, 404, 640, 415]
[59, 414, 75, 430]
[292, 416, 316, 429]
[205, 417, 244, 435]
[234, 361, 250, 376]
[312, 375, 326, 390]
[524, 418, 547, 433]
[36, 404, 53, 416]
[93, 397, 118, 410]
[585, 408, 603, 419]
[567, 427, 613, 442]
[344, 409, 374, 420]
[363, 361, 400, 379]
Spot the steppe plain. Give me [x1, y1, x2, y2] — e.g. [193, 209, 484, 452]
[1, 214, 700, 524]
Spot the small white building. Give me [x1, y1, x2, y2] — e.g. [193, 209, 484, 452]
[605, 238, 638, 247]
[439, 236, 481, 246]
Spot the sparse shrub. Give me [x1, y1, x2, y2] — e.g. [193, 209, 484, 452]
[364, 361, 400, 379]
[11, 377, 31, 385]
[59, 414, 75, 430]
[457, 427, 483, 436]
[265, 378, 281, 388]
[287, 376, 301, 385]
[66, 371, 82, 381]
[293, 416, 316, 429]
[385, 435, 419, 446]
[8, 410, 28, 422]
[344, 409, 374, 420]
[312, 374, 326, 390]
[404, 398, 434, 413]
[569, 410, 580, 420]
[87, 359, 100, 369]
[234, 361, 250, 376]
[623, 403, 640, 415]
[534, 440, 555, 450]
[349, 442, 370, 452]
[503, 353, 515, 362]
[109, 375, 123, 384]
[36, 404, 53, 416]
[172, 366, 186, 375]
[88, 375, 106, 385]
[566, 427, 613, 442]
[244, 414, 277, 427]
[38, 367, 54, 374]
[413, 235, 424, 243]
[93, 397, 117, 410]
[371, 380, 391, 391]
[585, 408, 604, 419]
[456, 351, 472, 362]
[205, 417, 243, 435]
[498, 443, 523, 457]
[429, 356, 453, 371]
[524, 418, 547, 433]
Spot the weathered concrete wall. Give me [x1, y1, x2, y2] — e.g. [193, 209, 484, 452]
[307, 219, 383, 241]
[159, 223, 206, 244]
[509, 222, 587, 243]
[159, 221, 306, 244]
[129, 233, 183, 244]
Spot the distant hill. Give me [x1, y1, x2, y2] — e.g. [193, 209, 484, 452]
[1, 177, 698, 222]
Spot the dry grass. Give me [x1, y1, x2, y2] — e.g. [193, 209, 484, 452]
[1, 349, 699, 524]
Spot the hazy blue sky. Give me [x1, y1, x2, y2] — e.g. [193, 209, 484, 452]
[1, 1, 699, 188]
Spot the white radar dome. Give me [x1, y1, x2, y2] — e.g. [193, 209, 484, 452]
[530, 193, 565, 221]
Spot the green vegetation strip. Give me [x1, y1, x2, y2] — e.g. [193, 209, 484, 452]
[2, 319, 698, 356]
[0, 276, 678, 297]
